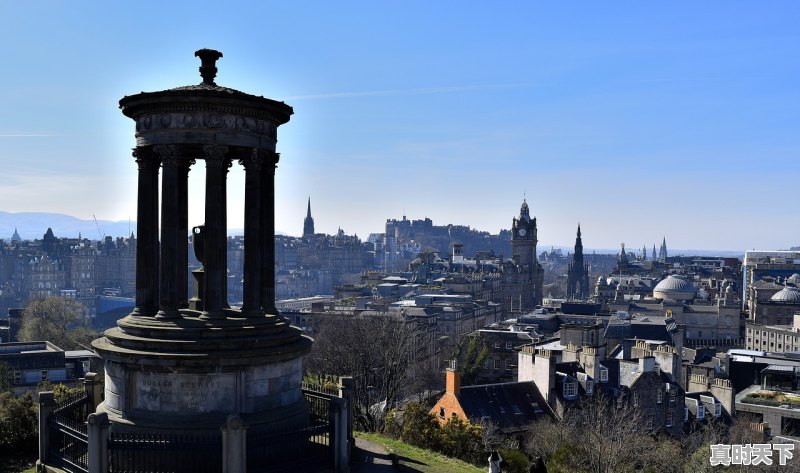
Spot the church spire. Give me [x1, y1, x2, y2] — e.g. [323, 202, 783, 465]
[303, 197, 315, 237]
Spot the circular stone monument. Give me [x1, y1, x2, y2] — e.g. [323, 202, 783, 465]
[92, 49, 312, 433]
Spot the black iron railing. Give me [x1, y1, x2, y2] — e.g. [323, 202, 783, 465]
[246, 422, 333, 473]
[108, 431, 223, 473]
[48, 391, 90, 473]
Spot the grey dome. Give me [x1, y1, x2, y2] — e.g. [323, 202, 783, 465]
[653, 275, 697, 301]
[770, 287, 800, 303]
[654, 275, 696, 293]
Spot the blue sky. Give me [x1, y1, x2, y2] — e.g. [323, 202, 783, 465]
[0, 1, 797, 251]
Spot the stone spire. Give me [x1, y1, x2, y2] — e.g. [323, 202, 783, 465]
[303, 197, 315, 237]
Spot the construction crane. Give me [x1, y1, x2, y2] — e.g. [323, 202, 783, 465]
[93, 214, 105, 240]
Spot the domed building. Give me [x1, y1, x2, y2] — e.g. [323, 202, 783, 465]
[771, 286, 800, 304]
[653, 275, 697, 302]
[748, 283, 800, 325]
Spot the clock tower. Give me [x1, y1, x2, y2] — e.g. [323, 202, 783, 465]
[502, 198, 544, 313]
[512, 199, 538, 268]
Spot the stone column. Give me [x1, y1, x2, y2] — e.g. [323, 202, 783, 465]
[239, 150, 262, 316]
[133, 147, 160, 316]
[38, 391, 55, 465]
[155, 145, 182, 318]
[339, 376, 355, 452]
[259, 151, 279, 314]
[177, 155, 193, 308]
[84, 372, 103, 413]
[202, 145, 230, 319]
[87, 412, 110, 473]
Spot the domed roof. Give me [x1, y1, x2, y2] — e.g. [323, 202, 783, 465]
[770, 287, 800, 303]
[654, 275, 696, 294]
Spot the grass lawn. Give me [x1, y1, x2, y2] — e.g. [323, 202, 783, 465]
[355, 431, 483, 473]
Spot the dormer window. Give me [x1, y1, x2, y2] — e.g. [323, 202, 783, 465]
[600, 367, 608, 383]
[714, 404, 721, 417]
[698, 405, 705, 418]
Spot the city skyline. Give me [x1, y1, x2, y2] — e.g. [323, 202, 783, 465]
[0, 2, 798, 251]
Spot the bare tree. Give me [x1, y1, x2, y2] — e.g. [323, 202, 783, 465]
[306, 311, 436, 431]
[17, 297, 98, 350]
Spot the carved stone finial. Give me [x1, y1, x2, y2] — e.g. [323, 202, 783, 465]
[194, 49, 223, 85]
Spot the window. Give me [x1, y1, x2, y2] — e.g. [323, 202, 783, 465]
[564, 382, 577, 398]
[494, 358, 501, 370]
[647, 414, 654, 429]
[657, 390, 663, 404]
[714, 404, 721, 417]
[633, 392, 639, 406]
[439, 407, 445, 418]
[684, 407, 689, 421]
[600, 368, 608, 383]
[41, 370, 48, 382]
[669, 394, 676, 406]
[14, 371, 21, 384]
[666, 412, 673, 427]
[585, 380, 593, 395]
[506, 342, 512, 350]
[493, 342, 500, 349]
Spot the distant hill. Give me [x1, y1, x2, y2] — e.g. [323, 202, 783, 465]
[0, 211, 288, 240]
[0, 211, 134, 240]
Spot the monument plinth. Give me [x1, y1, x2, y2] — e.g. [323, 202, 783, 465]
[92, 50, 312, 433]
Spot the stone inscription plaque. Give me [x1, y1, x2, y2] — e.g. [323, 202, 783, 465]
[134, 372, 235, 413]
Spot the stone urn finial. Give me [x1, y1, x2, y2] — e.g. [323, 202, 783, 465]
[195, 49, 223, 85]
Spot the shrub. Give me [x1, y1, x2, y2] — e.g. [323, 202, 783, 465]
[0, 392, 38, 453]
[498, 448, 530, 473]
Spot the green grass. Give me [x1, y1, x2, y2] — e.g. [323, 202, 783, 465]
[355, 431, 483, 473]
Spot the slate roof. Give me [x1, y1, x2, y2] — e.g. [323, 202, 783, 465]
[457, 382, 550, 432]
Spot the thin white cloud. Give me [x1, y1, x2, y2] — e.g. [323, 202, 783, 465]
[283, 83, 535, 101]
[0, 130, 62, 137]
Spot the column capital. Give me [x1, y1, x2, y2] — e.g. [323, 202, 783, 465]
[238, 149, 263, 171]
[153, 144, 180, 167]
[132, 147, 159, 169]
[203, 144, 231, 168]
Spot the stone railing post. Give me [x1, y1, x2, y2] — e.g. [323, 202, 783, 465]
[37, 391, 55, 466]
[328, 397, 350, 473]
[338, 376, 354, 451]
[84, 372, 102, 412]
[221, 414, 247, 473]
[87, 412, 110, 473]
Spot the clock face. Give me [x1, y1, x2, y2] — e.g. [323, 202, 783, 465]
[518, 228, 527, 237]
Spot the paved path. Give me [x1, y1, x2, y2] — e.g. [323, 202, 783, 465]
[351, 436, 397, 472]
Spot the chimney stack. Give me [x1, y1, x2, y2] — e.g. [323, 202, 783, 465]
[446, 359, 461, 395]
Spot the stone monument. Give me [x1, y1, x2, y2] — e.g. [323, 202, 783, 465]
[92, 49, 312, 435]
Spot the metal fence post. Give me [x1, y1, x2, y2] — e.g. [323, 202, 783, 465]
[37, 391, 55, 468]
